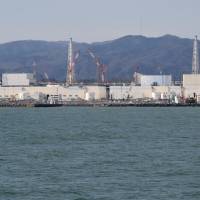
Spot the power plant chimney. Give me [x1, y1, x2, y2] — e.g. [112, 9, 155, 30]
[66, 38, 75, 85]
[192, 35, 199, 74]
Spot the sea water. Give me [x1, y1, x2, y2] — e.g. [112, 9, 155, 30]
[0, 107, 200, 200]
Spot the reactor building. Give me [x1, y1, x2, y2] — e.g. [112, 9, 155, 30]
[0, 36, 200, 103]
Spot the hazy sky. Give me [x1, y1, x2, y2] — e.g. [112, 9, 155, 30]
[0, 0, 199, 43]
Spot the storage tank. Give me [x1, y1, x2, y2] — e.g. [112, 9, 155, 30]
[174, 96, 179, 104]
[160, 93, 168, 100]
[152, 92, 161, 100]
[17, 92, 31, 100]
[85, 92, 90, 101]
[85, 92, 95, 101]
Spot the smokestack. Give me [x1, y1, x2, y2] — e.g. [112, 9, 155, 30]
[192, 35, 199, 74]
[66, 38, 75, 85]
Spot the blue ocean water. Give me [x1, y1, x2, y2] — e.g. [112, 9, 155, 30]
[0, 107, 200, 200]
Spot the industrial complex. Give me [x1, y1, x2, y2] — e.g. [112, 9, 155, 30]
[1, 36, 200, 106]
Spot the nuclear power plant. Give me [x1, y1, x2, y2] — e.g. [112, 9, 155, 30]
[0, 36, 200, 106]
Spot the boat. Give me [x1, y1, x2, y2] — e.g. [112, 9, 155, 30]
[34, 103, 63, 107]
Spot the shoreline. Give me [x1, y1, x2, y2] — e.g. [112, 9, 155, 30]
[0, 101, 200, 107]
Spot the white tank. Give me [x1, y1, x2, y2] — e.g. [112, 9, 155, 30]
[85, 92, 90, 101]
[85, 92, 95, 101]
[161, 93, 167, 100]
[152, 92, 161, 100]
[17, 92, 31, 100]
[174, 96, 179, 104]
[18, 92, 24, 100]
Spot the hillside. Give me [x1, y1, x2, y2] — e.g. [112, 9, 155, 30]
[0, 35, 195, 82]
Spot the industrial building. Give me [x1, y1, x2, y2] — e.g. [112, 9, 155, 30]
[0, 36, 200, 104]
[2, 73, 36, 86]
[182, 74, 200, 102]
[0, 84, 107, 101]
[134, 73, 172, 86]
[181, 36, 200, 102]
[183, 74, 200, 87]
[140, 75, 172, 86]
[109, 84, 181, 102]
[0, 38, 108, 102]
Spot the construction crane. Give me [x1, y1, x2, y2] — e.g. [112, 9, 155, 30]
[44, 72, 49, 81]
[32, 61, 37, 79]
[74, 50, 80, 62]
[88, 49, 106, 84]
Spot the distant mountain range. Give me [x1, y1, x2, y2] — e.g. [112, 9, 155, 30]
[0, 35, 195, 82]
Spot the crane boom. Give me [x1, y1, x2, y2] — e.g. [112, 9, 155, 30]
[44, 72, 49, 80]
[74, 50, 80, 61]
[88, 49, 106, 84]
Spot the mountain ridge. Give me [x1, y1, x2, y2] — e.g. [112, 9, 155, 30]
[0, 35, 195, 82]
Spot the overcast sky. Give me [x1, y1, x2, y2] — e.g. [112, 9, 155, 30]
[0, 0, 199, 43]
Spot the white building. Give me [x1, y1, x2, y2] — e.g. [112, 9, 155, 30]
[2, 73, 36, 86]
[182, 74, 200, 102]
[183, 74, 200, 87]
[134, 73, 172, 86]
[140, 75, 172, 86]
[109, 85, 181, 101]
[0, 84, 107, 101]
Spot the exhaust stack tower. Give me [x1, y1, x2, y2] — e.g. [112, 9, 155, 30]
[192, 35, 199, 74]
[66, 38, 75, 85]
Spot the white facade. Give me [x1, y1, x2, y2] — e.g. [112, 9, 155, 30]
[110, 85, 152, 100]
[86, 86, 107, 100]
[140, 75, 172, 86]
[0, 84, 107, 101]
[109, 85, 181, 100]
[0, 83, 190, 102]
[183, 74, 200, 87]
[182, 74, 200, 102]
[2, 73, 36, 86]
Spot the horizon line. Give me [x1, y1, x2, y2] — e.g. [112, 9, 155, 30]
[0, 34, 197, 45]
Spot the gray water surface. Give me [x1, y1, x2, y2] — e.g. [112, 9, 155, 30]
[0, 107, 200, 200]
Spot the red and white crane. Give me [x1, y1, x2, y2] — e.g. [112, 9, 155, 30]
[88, 49, 106, 84]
